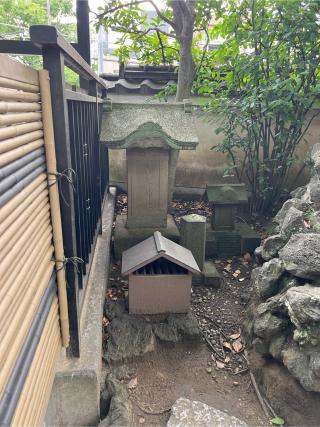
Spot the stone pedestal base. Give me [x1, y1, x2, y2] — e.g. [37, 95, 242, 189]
[205, 223, 260, 257]
[114, 214, 180, 260]
[192, 261, 223, 288]
[202, 261, 223, 288]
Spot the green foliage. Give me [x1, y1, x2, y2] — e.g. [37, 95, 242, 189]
[204, 0, 320, 214]
[96, 1, 178, 65]
[96, 1, 221, 73]
[152, 82, 177, 102]
[0, 0, 76, 80]
[271, 416, 285, 426]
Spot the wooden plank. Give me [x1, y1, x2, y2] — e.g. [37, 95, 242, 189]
[30, 25, 106, 89]
[0, 40, 41, 55]
[65, 89, 103, 103]
[0, 54, 39, 86]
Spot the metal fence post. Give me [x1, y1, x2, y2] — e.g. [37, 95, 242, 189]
[41, 46, 81, 357]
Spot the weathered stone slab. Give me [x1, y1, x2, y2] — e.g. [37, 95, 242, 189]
[114, 214, 180, 260]
[279, 233, 320, 280]
[180, 214, 206, 270]
[201, 261, 223, 288]
[167, 398, 248, 427]
[284, 284, 320, 326]
[251, 258, 285, 300]
[282, 343, 320, 392]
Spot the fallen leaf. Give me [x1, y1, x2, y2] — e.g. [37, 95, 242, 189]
[128, 377, 138, 389]
[304, 220, 311, 229]
[235, 269, 241, 274]
[224, 264, 232, 272]
[223, 341, 233, 350]
[227, 259, 233, 263]
[224, 356, 231, 363]
[232, 272, 239, 278]
[139, 417, 145, 424]
[232, 339, 243, 353]
[216, 361, 225, 369]
[229, 333, 241, 340]
[271, 416, 285, 426]
[239, 277, 245, 282]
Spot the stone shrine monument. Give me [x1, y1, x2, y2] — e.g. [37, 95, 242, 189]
[206, 184, 260, 257]
[100, 100, 198, 258]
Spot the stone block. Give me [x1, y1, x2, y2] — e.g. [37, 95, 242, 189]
[201, 261, 223, 288]
[45, 192, 115, 426]
[205, 227, 218, 258]
[167, 397, 248, 427]
[236, 223, 261, 254]
[205, 223, 260, 258]
[180, 214, 206, 270]
[213, 230, 242, 257]
[114, 214, 180, 260]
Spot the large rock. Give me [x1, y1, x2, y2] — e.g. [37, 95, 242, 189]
[269, 334, 287, 360]
[290, 185, 307, 200]
[167, 398, 247, 427]
[280, 206, 306, 237]
[255, 357, 320, 426]
[105, 301, 200, 363]
[106, 314, 155, 363]
[253, 304, 288, 339]
[153, 313, 200, 342]
[302, 175, 320, 208]
[279, 233, 320, 280]
[274, 199, 308, 229]
[284, 285, 320, 326]
[251, 258, 285, 299]
[99, 374, 132, 426]
[261, 234, 286, 260]
[282, 342, 320, 392]
[311, 143, 320, 175]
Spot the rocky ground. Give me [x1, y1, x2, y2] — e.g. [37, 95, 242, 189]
[103, 178, 320, 426]
[101, 195, 272, 426]
[101, 257, 268, 427]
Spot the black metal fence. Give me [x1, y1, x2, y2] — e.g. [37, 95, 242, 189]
[67, 99, 108, 289]
[0, 25, 109, 356]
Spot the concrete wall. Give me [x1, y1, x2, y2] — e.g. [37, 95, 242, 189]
[109, 110, 320, 191]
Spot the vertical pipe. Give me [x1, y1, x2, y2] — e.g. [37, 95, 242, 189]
[38, 69, 70, 348]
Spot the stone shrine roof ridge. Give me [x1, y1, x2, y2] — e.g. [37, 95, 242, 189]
[100, 101, 198, 150]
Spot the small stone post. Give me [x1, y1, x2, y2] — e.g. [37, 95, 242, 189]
[180, 214, 222, 288]
[180, 214, 206, 271]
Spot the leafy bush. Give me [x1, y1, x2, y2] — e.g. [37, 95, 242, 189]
[204, 0, 320, 214]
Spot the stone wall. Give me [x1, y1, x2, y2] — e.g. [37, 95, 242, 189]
[109, 109, 320, 191]
[247, 143, 320, 395]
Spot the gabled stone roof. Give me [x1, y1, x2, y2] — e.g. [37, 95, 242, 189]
[100, 101, 198, 150]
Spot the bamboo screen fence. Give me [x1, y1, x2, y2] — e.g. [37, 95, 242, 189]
[0, 55, 69, 426]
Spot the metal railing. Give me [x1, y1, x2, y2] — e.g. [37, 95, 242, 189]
[0, 25, 108, 356]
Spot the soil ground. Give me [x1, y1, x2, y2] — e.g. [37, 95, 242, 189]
[103, 195, 269, 426]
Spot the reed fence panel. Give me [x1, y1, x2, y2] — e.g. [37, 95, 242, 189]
[0, 55, 69, 427]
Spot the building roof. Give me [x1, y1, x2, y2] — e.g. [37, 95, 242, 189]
[121, 231, 200, 276]
[100, 101, 198, 150]
[206, 184, 248, 205]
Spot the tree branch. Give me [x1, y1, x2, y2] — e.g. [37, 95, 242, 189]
[156, 30, 166, 63]
[110, 25, 176, 38]
[96, 0, 176, 29]
[195, 27, 209, 75]
[96, 0, 148, 18]
[149, 1, 176, 29]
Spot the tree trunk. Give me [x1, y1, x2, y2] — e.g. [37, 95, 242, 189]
[171, 0, 196, 102]
[176, 36, 195, 101]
